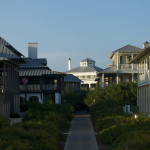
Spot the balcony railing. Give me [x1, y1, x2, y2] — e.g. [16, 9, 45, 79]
[118, 64, 137, 70]
[42, 85, 58, 91]
[20, 85, 40, 91]
[20, 84, 59, 92]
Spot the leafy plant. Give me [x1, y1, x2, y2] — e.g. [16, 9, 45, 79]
[112, 131, 150, 150]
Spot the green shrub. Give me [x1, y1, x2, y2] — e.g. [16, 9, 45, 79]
[99, 125, 127, 145]
[62, 89, 88, 111]
[10, 113, 21, 118]
[99, 117, 150, 145]
[84, 82, 137, 107]
[95, 116, 132, 131]
[112, 131, 150, 150]
[131, 106, 139, 113]
[0, 115, 9, 128]
[0, 127, 59, 150]
[22, 102, 73, 120]
[0, 103, 73, 150]
[90, 100, 124, 124]
[0, 139, 32, 150]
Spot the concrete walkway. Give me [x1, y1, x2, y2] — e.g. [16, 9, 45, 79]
[64, 111, 98, 150]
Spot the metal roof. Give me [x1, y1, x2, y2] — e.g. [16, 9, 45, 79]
[130, 46, 150, 63]
[64, 74, 82, 82]
[19, 58, 48, 69]
[99, 66, 117, 74]
[0, 37, 24, 57]
[19, 68, 62, 76]
[80, 58, 95, 63]
[66, 65, 103, 73]
[0, 52, 22, 59]
[113, 45, 142, 53]
[110, 45, 143, 58]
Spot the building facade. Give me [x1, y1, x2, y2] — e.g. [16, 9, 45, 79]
[98, 45, 143, 87]
[0, 37, 23, 117]
[130, 43, 150, 113]
[64, 74, 82, 92]
[66, 58, 103, 89]
[19, 43, 64, 104]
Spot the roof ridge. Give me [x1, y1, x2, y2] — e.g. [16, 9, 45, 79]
[113, 44, 142, 53]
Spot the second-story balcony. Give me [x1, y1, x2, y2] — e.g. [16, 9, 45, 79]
[20, 84, 60, 93]
[42, 85, 58, 91]
[118, 64, 137, 70]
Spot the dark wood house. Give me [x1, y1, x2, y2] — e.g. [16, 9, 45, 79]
[64, 74, 81, 92]
[0, 37, 23, 117]
[19, 58, 64, 104]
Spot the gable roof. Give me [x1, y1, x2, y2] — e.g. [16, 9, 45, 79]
[110, 45, 143, 58]
[130, 46, 150, 63]
[64, 74, 82, 82]
[66, 65, 103, 73]
[0, 37, 24, 57]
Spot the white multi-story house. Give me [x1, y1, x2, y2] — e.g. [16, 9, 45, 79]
[98, 45, 143, 87]
[130, 42, 150, 113]
[66, 58, 103, 89]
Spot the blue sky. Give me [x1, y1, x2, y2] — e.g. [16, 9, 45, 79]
[1, 0, 150, 71]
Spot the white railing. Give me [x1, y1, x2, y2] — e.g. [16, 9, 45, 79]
[118, 64, 137, 70]
[42, 85, 57, 90]
[20, 84, 58, 91]
[19, 85, 40, 91]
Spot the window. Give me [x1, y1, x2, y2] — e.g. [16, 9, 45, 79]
[120, 56, 123, 64]
[128, 56, 132, 62]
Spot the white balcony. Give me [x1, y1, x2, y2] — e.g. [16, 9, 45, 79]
[118, 64, 137, 70]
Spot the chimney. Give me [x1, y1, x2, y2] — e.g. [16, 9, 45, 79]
[143, 41, 149, 48]
[28, 42, 38, 59]
[68, 58, 71, 71]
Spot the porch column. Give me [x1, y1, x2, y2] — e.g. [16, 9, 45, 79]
[117, 52, 119, 70]
[117, 74, 119, 84]
[146, 58, 148, 71]
[89, 84, 91, 89]
[100, 74, 104, 88]
[132, 55, 134, 69]
[144, 59, 146, 74]
[55, 92, 61, 104]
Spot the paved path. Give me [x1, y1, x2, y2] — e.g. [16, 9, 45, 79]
[64, 111, 98, 150]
